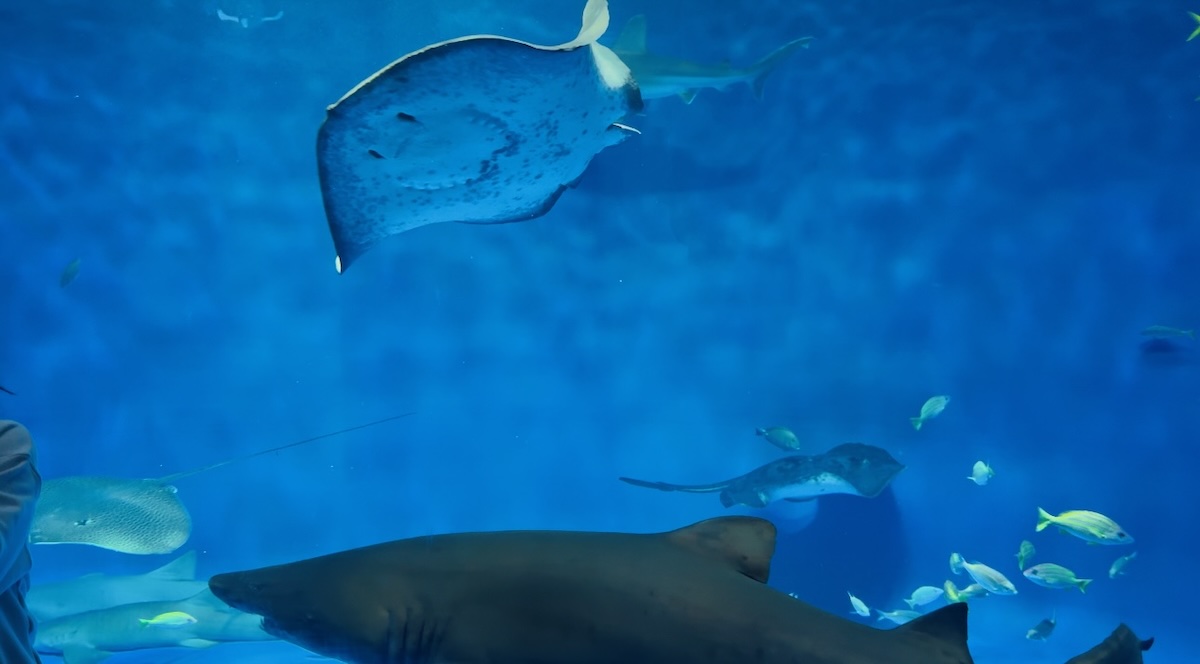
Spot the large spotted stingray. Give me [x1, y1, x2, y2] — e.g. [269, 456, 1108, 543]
[317, 0, 643, 272]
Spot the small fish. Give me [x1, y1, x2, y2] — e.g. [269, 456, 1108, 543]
[875, 608, 921, 625]
[1140, 325, 1195, 339]
[138, 611, 197, 627]
[1189, 11, 1200, 41]
[966, 461, 994, 486]
[1015, 540, 1036, 570]
[1026, 614, 1057, 641]
[910, 395, 949, 430]
[1109, 551, 1138, 578]
[957, 583, 989, 600]
[755, 426, 801, 451]
[902, 585, 944, 609]
[0, 385, 14, 396]
[949, 553, 1018, 595]
[1036, 507, 1134, 545]
[942, 580, 963, 603]
[846, 591, 870, 617]
[1023, 563, 1092, 593]
[60, 258, 82, 288]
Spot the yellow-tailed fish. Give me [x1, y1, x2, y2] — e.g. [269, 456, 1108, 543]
[1109, 551, 1138, 578]
[1036, 507, 1134, 545]
[755, 426, 801, 451]
[1016, 539, 1035, 570]
[966, 460, 994, 486]
[138, 611, 197, 627]
[949, 553, 1017, 595]
[847, 591, 870, 617]
[1189, 11, 1200, 41]
[60, 258, 82, 288]
[910, 395, 949, 430]
[1023, 563, 1092, 593]
[943, 580, 963, 603]
[1026, 614, 1057, 641]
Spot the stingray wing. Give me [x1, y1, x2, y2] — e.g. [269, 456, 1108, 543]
[317, 0, 642, 272]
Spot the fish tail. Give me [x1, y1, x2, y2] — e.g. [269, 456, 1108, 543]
[755, 428, 766, 436]
[138, 619, 151, 627]
[1078, 578, 1093, 593]
[1035, 507, 1053, 532]
[1187, 329, 1197, 339]
[748, 36, 813, 99]
[910, 417, 923, 430]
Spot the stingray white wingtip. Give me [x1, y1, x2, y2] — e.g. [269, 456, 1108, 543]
[335, 255, 344, 274]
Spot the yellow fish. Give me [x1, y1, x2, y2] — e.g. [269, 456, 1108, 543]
[138, 611, 197, 627]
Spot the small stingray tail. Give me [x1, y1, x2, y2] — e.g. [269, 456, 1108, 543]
[896, 604, 972, 662]
[1063, 624, 1153, 664]
[618, 476, 729, 493]
[748, 36, 813, 99]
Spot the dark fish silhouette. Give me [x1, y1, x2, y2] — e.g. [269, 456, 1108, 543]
[210, 517, 976, 664]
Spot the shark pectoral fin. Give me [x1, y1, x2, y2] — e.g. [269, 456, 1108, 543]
[61, 646, 113, 664]
[678, 90, 697, 104]
[612, 15, 647, 54]
[895, 603, 970, 655]
[665, 516, 776, 583]
[180, 638, 220, 648]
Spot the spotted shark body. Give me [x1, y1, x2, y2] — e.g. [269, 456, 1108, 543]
[619, 442, 905, 507]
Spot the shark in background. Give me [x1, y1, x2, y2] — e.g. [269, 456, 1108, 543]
[35, 589, 275, 664]
[28, 551, 207, 623]
[610, 14, 813, 103]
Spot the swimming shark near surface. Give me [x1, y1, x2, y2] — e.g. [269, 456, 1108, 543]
[27, 550, 207, 622]
[610, 14, 813, 103]
[208, 516, 1153, 664]
[619, 442, 905, 507]
[35, 589, 275, 664]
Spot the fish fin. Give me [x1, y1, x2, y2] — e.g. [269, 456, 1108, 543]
[910, 417, 923, 430]
[678, 89, 697, 104]
[147, 550, 198, 580]
[748, 36, 813, 100]
[1035, 507, 1053, 532]
[1079, 578, 1093, 593]
[61, 646, 113, 664]
[896, 603, 971, 651]
[558, 0, 610, 49]
[612, 14, 647, 53]
[665, 516, 776, 583]
[180, 638, 220, 648]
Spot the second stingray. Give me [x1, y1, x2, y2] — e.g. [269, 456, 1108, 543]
[619, 442, 904, 508]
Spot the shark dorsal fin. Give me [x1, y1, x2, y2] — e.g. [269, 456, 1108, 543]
[665, 516, 776, 583]
[147, 550, 198, 580]
[612, 14, 647, 53]
[897, 603, 970, 646]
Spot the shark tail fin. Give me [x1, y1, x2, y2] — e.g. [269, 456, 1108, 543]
[896, 603, 971, 657]
[748, 36, 813, 100]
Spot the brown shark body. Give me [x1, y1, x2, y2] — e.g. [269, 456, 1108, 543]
[210, 516, 974, 664]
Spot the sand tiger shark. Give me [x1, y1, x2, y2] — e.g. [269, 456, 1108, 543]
[619, 442, 905, 507]
[610, 14, 813, 103]
[208, 516, 1154, 664]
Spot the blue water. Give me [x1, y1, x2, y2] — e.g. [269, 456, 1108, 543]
[2, 0, 1196, 662]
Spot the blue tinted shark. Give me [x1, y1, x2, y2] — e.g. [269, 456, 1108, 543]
[611, 14, 812, 103]
[28, 551, 207, 622]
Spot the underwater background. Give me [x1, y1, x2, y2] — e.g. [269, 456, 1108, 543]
[1, 0, 1197, 661]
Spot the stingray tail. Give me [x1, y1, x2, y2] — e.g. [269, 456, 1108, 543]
[749, 36, 813, 99]
[618, 476, 730, 493]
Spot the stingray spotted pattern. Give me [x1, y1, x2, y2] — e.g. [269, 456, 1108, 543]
[31, 476, 191, 555]
[317, 0, 643, 272]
